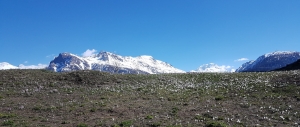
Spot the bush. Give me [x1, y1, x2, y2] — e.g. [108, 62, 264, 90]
[149, 122, 161, 127]
[0, 113, 16, 118]
[2, 120, 14, 126]
[205, 121, 227, 127]
[215, 95, 224, 101]
[77, 123, 88, 127]
[90, 108, 96, 112]
[119, 120, 133, 127]
[145, 115, 154, 119]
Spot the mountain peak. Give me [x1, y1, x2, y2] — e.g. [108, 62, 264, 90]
[96, 51, 122, 62]
[138, 55, 154, 60]
[47, 51, 185, 74]
[0, 62, 12, 65]
[264, 51, 296, 58]
[0, 62, 18, 70]
[236, 51, 300, 72]
[96, 51, 110, 61]
[98, 51, 111, 55]
[191, 63, 235, 73]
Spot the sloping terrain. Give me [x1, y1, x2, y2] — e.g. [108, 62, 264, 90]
[236, 51, 300, 72]
[274, 59, 300, 71]
[0, 70, 300, 126]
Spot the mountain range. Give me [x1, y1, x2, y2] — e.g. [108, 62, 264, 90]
[0, 62, 47, 70]
[236, 51, 300, 72]
[47, 51, 185, 74]
[2, 51, 300, 73]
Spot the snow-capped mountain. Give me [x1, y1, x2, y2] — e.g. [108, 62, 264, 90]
[0, 62, 18, 70]
[236, 51, 300, 72]
[0, 62, 48, 70]
[47, 51, 185, 74]
[191, 63, 235, 73]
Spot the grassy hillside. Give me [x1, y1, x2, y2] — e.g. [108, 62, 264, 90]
[0, 69, 299, 127]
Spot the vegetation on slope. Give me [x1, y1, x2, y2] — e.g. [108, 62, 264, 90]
[0, 69, 300, 126]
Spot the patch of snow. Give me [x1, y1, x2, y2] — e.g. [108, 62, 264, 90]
[264, 51, 295, 58]
[18, 64, 48, 69]
[0, 62, 47, 70]
[191, 63, 235, 73]
[0, 62, 18, 70]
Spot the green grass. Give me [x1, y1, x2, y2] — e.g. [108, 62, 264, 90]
[0, 113, 16, 118]
[2, 120, 14, 126]
[0, 69, 299, 126]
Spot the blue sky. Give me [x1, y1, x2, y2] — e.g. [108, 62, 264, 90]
[1, 0, 300, 71]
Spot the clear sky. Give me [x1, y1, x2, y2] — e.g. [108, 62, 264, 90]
[1, 0, 300, 71]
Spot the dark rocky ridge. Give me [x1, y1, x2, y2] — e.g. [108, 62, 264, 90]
[273, 59, 300, 71]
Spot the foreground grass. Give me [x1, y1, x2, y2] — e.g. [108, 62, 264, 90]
[0, 69, 300, 126]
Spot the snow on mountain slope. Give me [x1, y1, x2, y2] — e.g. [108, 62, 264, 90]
[0, 62, 48, 70]
[18, 64, 48, 69]
[47, 51, 185, 74]
[0, 62, 18, 70]
[191, 63, 235, 73]
[236, 51, 300, 72]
